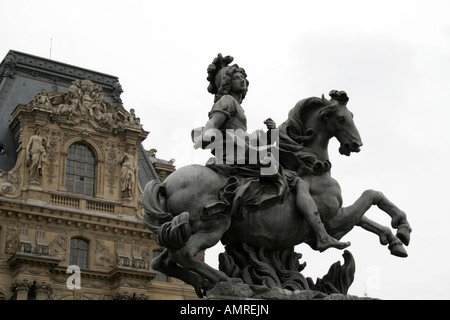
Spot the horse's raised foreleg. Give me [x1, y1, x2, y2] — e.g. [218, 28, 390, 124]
[328, 189, 411, 257]
[358, 216, 408, 257]
[359, 190, 411, 244]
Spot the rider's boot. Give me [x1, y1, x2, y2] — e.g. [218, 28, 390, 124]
[307, 212, 351, 252]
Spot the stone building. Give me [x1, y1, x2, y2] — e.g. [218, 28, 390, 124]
[0, 50, 198, 300]
[146, 148, 176, 182]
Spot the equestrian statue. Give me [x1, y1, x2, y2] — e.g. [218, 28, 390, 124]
[142, 54, 412, 298]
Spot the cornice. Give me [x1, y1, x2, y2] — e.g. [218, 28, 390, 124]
[0, 196, 153, 239]
[1, 50, 120, 90]
[51, 264, 157, 281]
[8, 251, 63, 268]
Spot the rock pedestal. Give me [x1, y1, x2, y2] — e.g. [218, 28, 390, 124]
[206, 280, 377, 300]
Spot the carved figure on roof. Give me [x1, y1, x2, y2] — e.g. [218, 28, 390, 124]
[80, 79, 95, 115]
[112, 80, 123, 104]
[89, 87, 116, 128]
[24, 79, 145, 136]
[124, 108, 142, 128]
[30, 89, 52, 110]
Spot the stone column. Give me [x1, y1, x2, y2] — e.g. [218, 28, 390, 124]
[13, 280, 31, 300]
[35, 283, 52, 300]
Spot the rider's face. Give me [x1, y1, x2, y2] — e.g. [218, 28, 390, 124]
[231, 72, 247, 94]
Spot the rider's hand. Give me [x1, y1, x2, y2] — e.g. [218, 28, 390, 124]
[264, 118, 276, 130]
[193, 129, 216, 149]
[193, 135, 203, 149]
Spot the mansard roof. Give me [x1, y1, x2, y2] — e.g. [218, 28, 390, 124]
[0, 50, 160, 186]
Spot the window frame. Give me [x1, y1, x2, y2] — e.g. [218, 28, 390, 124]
[65, 143, 96, 197]
[69, 237, 89, 269]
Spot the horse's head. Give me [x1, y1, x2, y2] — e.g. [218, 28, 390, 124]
[319, 91, 363, 156]
[279, 90, 363, 174]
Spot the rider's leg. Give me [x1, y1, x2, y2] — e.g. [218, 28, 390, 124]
[294, 179, 350, 252]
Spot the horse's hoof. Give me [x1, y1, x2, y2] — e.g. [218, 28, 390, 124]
[396, 224, 411, 246]
[388, 243, 408, 258]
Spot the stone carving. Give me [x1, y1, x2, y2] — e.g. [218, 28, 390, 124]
[5, 227, 18, 254]
[34, 230, 50, 255]
[112, 80, 123, 104]
[35, 283, 52, 300]
[131, 245, 146, 269]
[0, 169, 21, 197]
[26, 126, 47, 184]
[116, 243, 131, 267]
[18, 228, 32, 253]
[124, 108, 142, 128]
[140, 247, 151, 270]
[142, 53, 412, 298]
[46, 130, 60, 184]
[49, 234, 67, 258]
[0, 51, 16, 78]
[113, 291, 148, 300]
[10, 280, 32, 299]
[105, 142, 118, 195]
[30, 89, 52, 110]
[94, 240, 114, 267]
[19, 78, 142, 135]
[51, 81, 82, 125]
[0, 182, 14, 196]
[120, 146, 136, 199]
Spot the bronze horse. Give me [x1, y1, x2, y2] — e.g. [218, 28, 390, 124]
[142, 92, 411, 297]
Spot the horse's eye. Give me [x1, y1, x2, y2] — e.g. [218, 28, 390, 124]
[339, 117, 345, 123]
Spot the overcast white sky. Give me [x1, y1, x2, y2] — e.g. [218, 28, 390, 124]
[1, 0, 449, 300]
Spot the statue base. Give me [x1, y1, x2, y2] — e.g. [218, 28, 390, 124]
[206, 280, 377, 300]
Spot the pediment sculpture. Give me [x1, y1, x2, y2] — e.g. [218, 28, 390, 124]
[26, 79, 143, 135]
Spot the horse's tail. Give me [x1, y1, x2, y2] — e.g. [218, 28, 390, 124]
[142, 180, 191, 250]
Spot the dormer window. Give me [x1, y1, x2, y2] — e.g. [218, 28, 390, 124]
[65, 143, 96, 197]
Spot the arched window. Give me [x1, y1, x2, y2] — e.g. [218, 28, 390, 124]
[66, 143, 95, 196]
[69, 238, 89, 269]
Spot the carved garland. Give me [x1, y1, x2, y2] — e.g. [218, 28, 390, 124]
[105, 142, 118, 195]
[46, 131, 61, 184]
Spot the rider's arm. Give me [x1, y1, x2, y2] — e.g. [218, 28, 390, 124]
[193, 112, 227, 149]
[204, 112, 227, 132]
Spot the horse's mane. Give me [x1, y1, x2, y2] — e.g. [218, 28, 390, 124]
[278, 95, 337, 175]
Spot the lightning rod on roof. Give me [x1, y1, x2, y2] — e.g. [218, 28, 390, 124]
[49, 38, 53, 60]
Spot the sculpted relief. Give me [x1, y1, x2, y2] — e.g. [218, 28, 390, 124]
[25, 79, 143, 135]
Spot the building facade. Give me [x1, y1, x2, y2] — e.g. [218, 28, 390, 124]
[0, 50, 197, 300]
